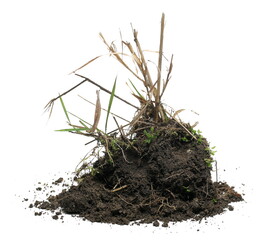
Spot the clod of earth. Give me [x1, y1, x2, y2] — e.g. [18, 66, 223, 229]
[33, 13, 243, 226]
[34, 119, 243, 225]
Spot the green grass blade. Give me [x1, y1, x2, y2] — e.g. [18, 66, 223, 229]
[105, 77, 117, 132]
[60, 96, 70, 123]
[79, 120, 88, 128]
[55, 128, 89, 132]
[129, 79, 144, 99]
[68, 111, 92, 126]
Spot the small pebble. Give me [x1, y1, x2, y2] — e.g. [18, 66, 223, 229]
[228, 205, 234, 211]
[162, 222, 168, 228]
[153, 220, 159, 227]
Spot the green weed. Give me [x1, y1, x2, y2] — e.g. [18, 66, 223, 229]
[182, 186, 191, 193]
[144, 127, 157, 144]
[89, 167, 99, 176]
[212, 198, 218, 203]
[204, 158, 214, 168]
[180, 136, 190, 142]
[205, 146, 217, 156]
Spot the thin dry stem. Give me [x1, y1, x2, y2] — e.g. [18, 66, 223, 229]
[70, 55, 102, 74]
[99, 33, 145, 83]
[111, 185, 128, 192]
[155, 13, 165, 122]
[78, 95, 130, 123]
[44, 79, 88, 117]
[129, 103, 150, 128]
[75, 73, 139, 110]
[113, 116, 126, 140]
[88, 90, 101, 133]
[133, 30, 155, 98]
[160, 54, 173, 100]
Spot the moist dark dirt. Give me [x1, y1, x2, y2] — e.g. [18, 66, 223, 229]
[33, 120, 243, 226]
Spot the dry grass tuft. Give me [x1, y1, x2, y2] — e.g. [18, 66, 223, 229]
[45, 13, 200, 174]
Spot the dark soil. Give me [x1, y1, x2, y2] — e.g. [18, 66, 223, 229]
[33, 120, 243, 226]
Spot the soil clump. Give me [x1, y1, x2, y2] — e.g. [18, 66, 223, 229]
[34, 119, 243, 225]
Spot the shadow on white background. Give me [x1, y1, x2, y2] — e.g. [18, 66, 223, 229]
[1, 0, 272, 239]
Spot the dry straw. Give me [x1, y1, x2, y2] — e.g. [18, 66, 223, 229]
[45, 13, 197, 170]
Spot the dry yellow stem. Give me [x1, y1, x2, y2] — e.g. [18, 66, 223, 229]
[111, 185, 128, 192]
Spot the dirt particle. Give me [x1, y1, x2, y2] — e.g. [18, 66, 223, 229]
[153, 220, 160, 227]
[53, 177, 64, 185]
[228, 205, 234, 211]
[162, 222, 168, 228]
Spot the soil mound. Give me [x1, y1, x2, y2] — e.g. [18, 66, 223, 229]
[35, 120, 243, 225]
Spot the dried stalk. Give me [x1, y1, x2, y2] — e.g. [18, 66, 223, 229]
[123, 41, 152, 101]
[155, 13, 165, 122]
[113, 116, 126, 140]
[75, 73, 139, 110]
[160, 54, 173, 100]
[70, 55, 102, 74]
[99, 33, 145, 83]
[111, 185, 128, 192]
[88, 90, 101, 133]
[78, 95, 130, 123]
[45, 79, 88, 116]
[133, 30, 155, 98]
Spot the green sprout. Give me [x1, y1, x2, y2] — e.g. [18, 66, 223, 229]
[205, 146, 217, 156]
[190, 128, 204, 144]
[143, 127, 157, 144]
[212, 198, 218, 203]
[182, 186, 191, 193]
[204, 158, 214, 168]
[89, 167, 99, 176]
[180, 136, 190, 142]
[110, 139, 119, 151]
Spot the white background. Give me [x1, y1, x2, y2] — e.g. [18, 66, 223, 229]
[1, 0, 273, 239]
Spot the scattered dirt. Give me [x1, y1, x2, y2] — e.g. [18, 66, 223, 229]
[31, 120, 243, 226]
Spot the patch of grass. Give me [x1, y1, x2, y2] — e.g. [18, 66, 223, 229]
[45, 13, 210, 176]
[190, 128, 204, 144]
